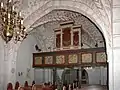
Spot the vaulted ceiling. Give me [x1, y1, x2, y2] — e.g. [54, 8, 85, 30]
[0, 0, 108, 49]
[11, 0, 111, 31]
[29, 10, 105, 49]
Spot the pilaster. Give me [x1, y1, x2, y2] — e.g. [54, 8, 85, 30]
[3, 40, 21, 89]
[112, 0, 120, 89]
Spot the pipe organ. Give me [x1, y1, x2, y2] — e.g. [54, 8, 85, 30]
[54, 21, 81, 50]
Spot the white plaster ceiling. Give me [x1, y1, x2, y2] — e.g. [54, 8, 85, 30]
[11, 0, 111, 30]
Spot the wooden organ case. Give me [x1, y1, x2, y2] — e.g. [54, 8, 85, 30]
[54, 21, 81, 50]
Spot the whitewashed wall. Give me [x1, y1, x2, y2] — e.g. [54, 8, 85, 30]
[112, 0, 120, 90]
[85, 67, 107, 85]
[0, 37, 5, 89]
[34, 68, 53, 84]
[16, 35, 38, 85]
[34, 67, 107, 85]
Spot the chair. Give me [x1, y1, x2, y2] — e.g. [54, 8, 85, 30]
[15, 81, 20, 89]
[24, 81, 28, 87]
[7, 83, 13, 90]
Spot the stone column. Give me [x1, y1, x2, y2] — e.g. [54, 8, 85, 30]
[112, 0, 120, 90]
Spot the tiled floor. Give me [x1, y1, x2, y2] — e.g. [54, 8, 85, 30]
[79, 85, 107, 90]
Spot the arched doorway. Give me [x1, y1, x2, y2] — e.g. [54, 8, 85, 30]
[81, 69, 89, 85]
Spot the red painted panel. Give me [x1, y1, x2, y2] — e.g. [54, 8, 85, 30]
[62, 27, 71, 47]
[56, 34, 61, 48]
[73, 31, 79, 46]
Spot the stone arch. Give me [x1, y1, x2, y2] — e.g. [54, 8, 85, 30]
[24, 0, 110, 50]
[13, 1, 111, 86]
[81, 69, 89, 84]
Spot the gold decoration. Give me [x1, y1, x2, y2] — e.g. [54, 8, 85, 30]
[0, 0, 27, 43]
[96, 52, 106, 62]
[68, 54, 78, 63]
[35, 57, 42, 65]
[56, 55, 65, 64]
[82, 53, 92, 63]
[45, 56, 53, 64]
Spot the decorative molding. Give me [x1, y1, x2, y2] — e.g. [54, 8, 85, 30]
[68, 54, 78, 64]
[82, 53, 92, 63]
[33, 47, 106, 67]
[45, 56, 53, 64]
[96, 52, 106, 63]
[56, 55, 65, 64]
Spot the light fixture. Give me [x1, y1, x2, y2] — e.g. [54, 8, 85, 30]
[0, 0, 27, 43]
